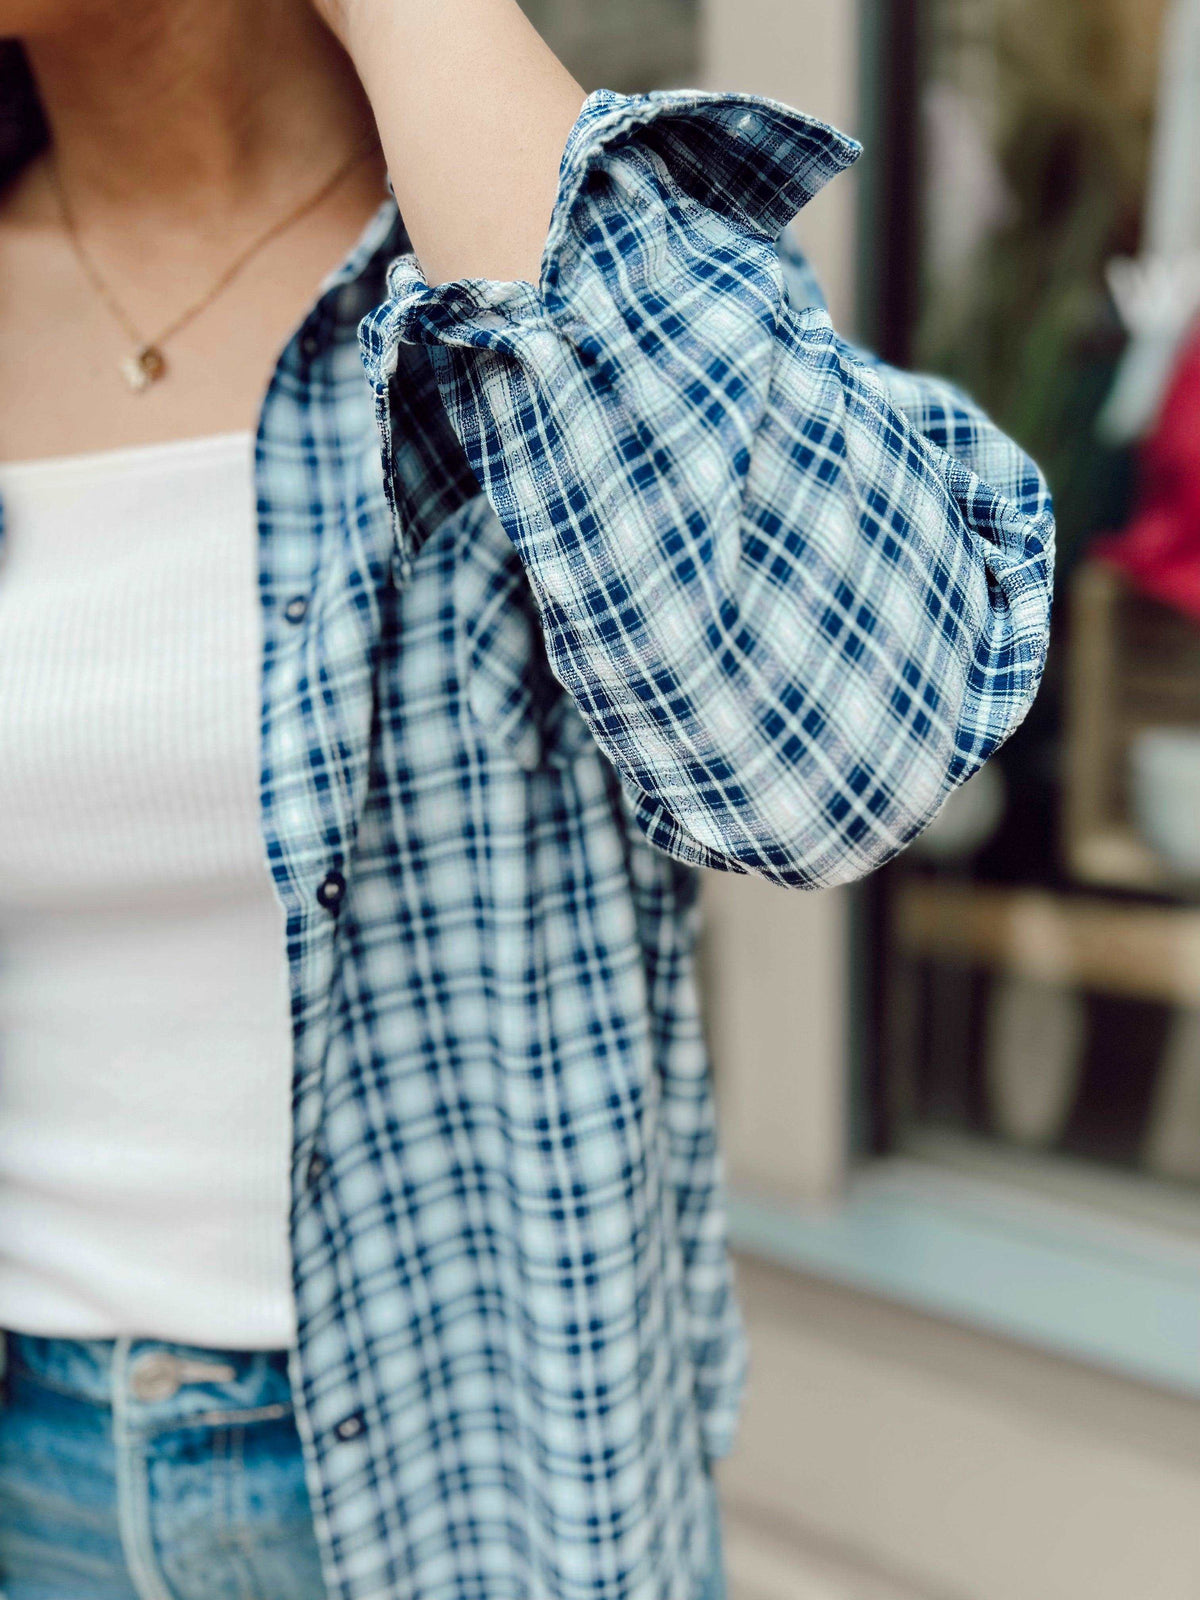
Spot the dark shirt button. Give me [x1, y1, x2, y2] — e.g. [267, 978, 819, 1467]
[300, 332, 321, 360]
[334, 1410, 365, 1441]
[306, 1150, 326, 1187]
[317, 871, 346, 913]
[283, 595, 309, 625]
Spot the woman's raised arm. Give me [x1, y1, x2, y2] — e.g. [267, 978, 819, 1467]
[332, 9, 1054, 890]
[315, 0, 585, 285]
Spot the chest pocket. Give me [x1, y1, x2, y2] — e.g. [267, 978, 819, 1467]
[452, 496, 592, 773]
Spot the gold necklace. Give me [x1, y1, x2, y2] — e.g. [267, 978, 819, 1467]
[49, 136, 377, 393]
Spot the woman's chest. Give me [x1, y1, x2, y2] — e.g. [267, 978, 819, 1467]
[0, 165, 391, 460]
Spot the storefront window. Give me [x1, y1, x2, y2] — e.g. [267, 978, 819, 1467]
[876, 0, 1200, 1204]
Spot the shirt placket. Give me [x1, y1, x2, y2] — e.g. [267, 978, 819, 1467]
[251, 262, 399, 1600]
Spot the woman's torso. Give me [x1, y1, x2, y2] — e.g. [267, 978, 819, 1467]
[0, 145, 393, 1344]
[0, 124, 742, 1594]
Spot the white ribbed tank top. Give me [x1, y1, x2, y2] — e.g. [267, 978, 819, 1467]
[0, 432, 297, 1348]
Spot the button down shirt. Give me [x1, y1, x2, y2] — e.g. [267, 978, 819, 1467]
[0, 67, 1053, 1600]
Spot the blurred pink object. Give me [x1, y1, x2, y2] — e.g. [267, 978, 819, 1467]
[1096, 324, 1200, 622]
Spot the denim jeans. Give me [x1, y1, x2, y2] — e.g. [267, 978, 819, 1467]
[0, 1331, 326, 1600]
[0, 1329, 727, 1600]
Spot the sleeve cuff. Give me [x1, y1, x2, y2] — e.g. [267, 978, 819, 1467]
[358, 87, 860, 384]
[552, 86, 860, 251]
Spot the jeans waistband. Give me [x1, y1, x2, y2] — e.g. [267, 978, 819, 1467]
[2, 1330, 295, 1425]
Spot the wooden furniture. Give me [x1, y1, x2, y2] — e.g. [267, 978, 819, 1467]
[891, 878, 1200, 1180]
[893, 879, 1200, 1006]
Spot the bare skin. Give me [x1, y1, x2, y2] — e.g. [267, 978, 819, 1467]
[0, 0, 584, 461]
[0, 0, 389, 458]
[315, 0, 586, 287]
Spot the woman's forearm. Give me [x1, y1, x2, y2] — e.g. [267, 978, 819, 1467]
[329, 0, 585, 286]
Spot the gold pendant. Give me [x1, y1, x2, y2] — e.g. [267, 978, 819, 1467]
[121, 345, 167, 392]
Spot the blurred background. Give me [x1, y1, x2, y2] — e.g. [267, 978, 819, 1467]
[520, 1, 1200, 1596]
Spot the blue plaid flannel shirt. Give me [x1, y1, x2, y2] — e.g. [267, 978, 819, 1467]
[0, 80, 1053, 1600]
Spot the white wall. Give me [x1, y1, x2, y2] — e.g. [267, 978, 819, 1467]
[698, 0, 861, 1203]
[703, 874, 849, 1202]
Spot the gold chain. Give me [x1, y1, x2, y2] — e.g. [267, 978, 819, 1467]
[48, 133, 378, 391]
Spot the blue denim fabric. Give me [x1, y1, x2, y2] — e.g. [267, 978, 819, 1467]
[0, 1330, 727, 1600]
[0, 1331, 326, 1600]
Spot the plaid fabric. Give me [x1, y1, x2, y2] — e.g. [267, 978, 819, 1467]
[0, 82, 1053, 1600]
[365, 90, 1053, 892]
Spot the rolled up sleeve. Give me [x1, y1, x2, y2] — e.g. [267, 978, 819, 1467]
[359, 89, 1054, 889]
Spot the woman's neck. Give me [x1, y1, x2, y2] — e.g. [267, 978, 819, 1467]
[0, 0, 388, 459]
[22, 0, 376, 230]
